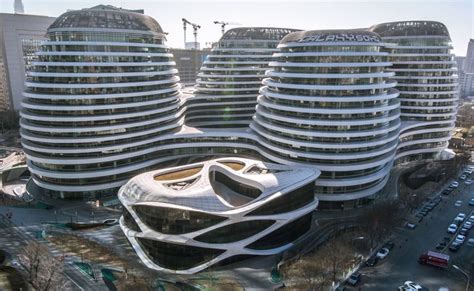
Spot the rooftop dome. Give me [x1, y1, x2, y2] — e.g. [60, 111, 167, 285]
[370, 21, 450, 38]
[221, 27, 300, 41]
[281, 29, 382, 44]
[48, 5, 164, 34]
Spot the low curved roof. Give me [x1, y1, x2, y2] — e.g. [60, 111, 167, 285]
[370, 21, 450, 38]
[281, 29, 382, 44]
[220, 27, 300, 42]
[48, 5, 163, 34]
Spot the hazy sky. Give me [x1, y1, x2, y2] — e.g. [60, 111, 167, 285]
[1, 0, 473, 56]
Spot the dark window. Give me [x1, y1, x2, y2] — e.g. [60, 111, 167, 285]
[133, 205, 226, 234]
[194, 220, 275, 243]
[122, 207, 140, 232]
[137, 238, 225, 270]
[246, 213, 312, 250]
[246, 182, 314, 216]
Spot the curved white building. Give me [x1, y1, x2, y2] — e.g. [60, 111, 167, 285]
[185, 27, 298, 128]
[119, 157, 319, 274]
[251, 30, 400, 209]
[371, 21, 458, 163]
[20, 5, 183, 199]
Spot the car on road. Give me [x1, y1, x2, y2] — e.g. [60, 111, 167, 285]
[449, 242, 461, 252]
[455, 200, 463, 207]
[347, 272, 361, 286]
[365, 256, 378, 267]
[399, 281, 423, 291]
[460, 174, 467, 180]
[469, 198, 474, 206]
[455, 234, 466, 244]
[447, 224, 458, 234]
[376, 248, 389, 259]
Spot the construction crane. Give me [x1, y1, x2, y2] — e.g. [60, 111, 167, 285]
[182, 18, 201, 49]
[213, 21, 241, 35]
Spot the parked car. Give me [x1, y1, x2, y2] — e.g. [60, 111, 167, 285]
[469, 198, 474, 206]
[456, 212, 466, 220]
[460, 228, 469, 236]
[347, 272, 361, 286]
[365, 256, 378, 267]
[465, 179, 473, 185]
[455, 200, 463, 207]
[405, 222, 417, 229]
[449, 242, 461, 252]
[468, 215, 474, 223]
[460, 174, 467, 180]
[455, 234, 466, 244]
[447, 224, 458, 234]
[376, 248, 390, 259]
[451, 181, 459, 187]
[464, 221, 472, 229]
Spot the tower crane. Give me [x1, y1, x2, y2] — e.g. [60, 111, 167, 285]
[213, 21, 241, 35]
[182, 18, 201, 49]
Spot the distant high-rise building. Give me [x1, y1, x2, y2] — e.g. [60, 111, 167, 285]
[170, 48, 209, 85]
[462, 39, 474, 97]
[0, 13, 55, 112]
[14, 0, 24, 14]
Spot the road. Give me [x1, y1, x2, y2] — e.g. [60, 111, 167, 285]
[352, 174, 474, 290]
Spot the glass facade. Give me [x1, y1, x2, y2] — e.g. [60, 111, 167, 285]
[134, 205, 227, 234]
[194, 220, 275, 243]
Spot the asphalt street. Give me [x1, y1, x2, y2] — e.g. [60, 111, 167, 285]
[349, 175, 474, 290]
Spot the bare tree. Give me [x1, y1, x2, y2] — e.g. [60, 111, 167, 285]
[358, 201, 404, 250]
[18, 241, 67, 291]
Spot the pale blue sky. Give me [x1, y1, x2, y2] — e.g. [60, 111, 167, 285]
[1, 0, 472, 55]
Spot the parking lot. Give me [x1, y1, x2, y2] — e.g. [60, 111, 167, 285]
[344, 165, 474, 290]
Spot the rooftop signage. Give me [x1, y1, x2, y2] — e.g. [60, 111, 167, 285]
[296, 33, 381, 43]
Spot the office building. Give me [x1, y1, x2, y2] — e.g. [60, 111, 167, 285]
[21, 5, 183, 199]
[372, 21, 459, 163]
[186, 27, 299, 128]
[0, 13, 55, 111]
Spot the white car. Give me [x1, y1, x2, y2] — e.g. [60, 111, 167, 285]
[455, 200, 462, 207]
[447, 224, 458, 234]
[376, 247, 389, 259]
[398, 281, 423, 291]
[460, 175, 467, 180]
[455, 234, 466, 244]
[451, 181, 459, 188]
[465, 179, 473, 185]
[457, 213, 466, 219]
[464, 221, 472, 230]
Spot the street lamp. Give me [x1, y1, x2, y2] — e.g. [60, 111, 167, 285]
[453, 264, 470, 291]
